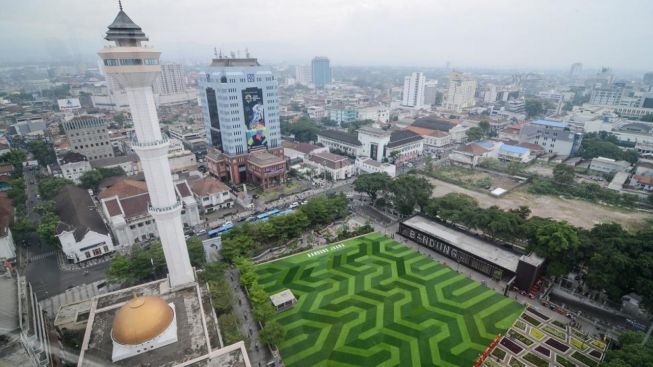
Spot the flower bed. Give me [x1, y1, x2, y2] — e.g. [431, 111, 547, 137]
[556, 355, 577, 367]
[571, 337, 589, 351]
[521, 313, 541, 326]
[552, 320, 567, 329]
[491, 347, 506, 360]
[501, 338, 524, 354]
[543, 325, 566, 340]
[484, 359, 502, 367]
[571, 351, 598, 367]
[529, 328, 545, 340]
[589, 350, 602, 359]
[514, 320, 527, 330]
[545, 337, 570, 352]
[509, 330, 534, 346]
[591, 339, 606, 350]
[527, 307, 550, 320]
[534, 346, 551, 357]
[523, 352, 549, 367]
[509, 357, 526, 367]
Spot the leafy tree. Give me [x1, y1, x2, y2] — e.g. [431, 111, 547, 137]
[253, 301, 276, 323]
[603, 331, 653, 367]
[260, 320, 286, 347]
[11, 218, 35, 244]
[33, 200, 55, 215]
[424, 155, 433, 173]
[218, 313, 243, 345]
[38, 178, 73, 200]
[353, 173, 392, 201]
[27, 140, 55, 166]
[79, 167, 125, 192]
[0, 149, 26, 174]
[390, 174, 433, 215]
[529, 220, 580, 275]
[209, 279, 233, 313]
[220, 234, 255, 261]
[186, 236, 206, 268]
[388, 150, 401, 163]
[552, 164, 575, 186]
[106, 241, 167, 284]
[465, 126, 484, 141]
[525, 98, 544, 117]
[199, 262, 226, 283]
[478, 120, 491, 135]
[37, 211, 60, 246]
[7, 178, 26, 207]
[287, 118, 319, 142]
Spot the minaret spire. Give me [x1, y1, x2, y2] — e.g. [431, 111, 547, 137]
[118, 0, 123, 11]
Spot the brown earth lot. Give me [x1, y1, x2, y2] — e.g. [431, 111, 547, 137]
[425, 176, 652, 230]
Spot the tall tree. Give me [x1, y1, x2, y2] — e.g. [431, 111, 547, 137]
[353, 173, 391, 201]
[27, 140, 56, 166]
[260, 320, 286, 347]
[465, 127, 484, 141]
[552, 164, 575, 186]
[391, 175, 433, 215]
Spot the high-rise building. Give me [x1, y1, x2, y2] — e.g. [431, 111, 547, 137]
[153, 63, 186, 95]
[311, 56, 331, 88]
[97, 7, 194, 287]
[569, 62, 583, 78]
[401, 72, 426, 107]
[444, 71, 477, 112]
[198, 57, 286, 187]
[295, 65, 312, 85]
[643, 72, 653, 86]
[423, 80, 438, 106]
[62, 117, 114, 161]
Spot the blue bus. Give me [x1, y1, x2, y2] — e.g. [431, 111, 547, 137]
[256, 208, 280, 221]
[277, 209, 295, 216]
[208, 222, 233, 238]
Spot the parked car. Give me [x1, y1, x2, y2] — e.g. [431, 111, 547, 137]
[289, 202, 299, 209]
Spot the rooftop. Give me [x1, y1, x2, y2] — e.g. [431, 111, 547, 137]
[405, 126, 449, 138]
[105, 8, 148, 43]
[270, 289, 296, 307]
[402, 216, 522, 272]
[282, 140, 324, 154]
[190, 177, 230, 196]
[500, 144, 530, 155]
[530, 119, 568, 129]
[247, 151, 285, 166]
[60, 151, 88, 164]
[318, 129, 362, 146]
[387, 130, 422, 148]
[55, 185, 108, 240]
[90, 154, 139, 168]
[412, 116, 457, 132]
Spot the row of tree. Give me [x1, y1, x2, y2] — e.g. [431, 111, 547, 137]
[220, 194, 348, 261]
[235, 258, 285, 346]
[354, 172, 433, 215]
[580, 132, 639, 163]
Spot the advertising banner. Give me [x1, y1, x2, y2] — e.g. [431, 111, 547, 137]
[242, 87, 268, 150]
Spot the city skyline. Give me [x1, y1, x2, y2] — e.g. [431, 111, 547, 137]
[1, 0, 652, 71]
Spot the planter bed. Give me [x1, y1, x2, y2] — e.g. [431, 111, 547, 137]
[552, 320, 567, 329]
[514, 320, 527, 330]
[509, 330, 534, 346]
[527, 307, 550, 320]
[589, 350, 602, 359]
[491, 347, 506, 360]
[534, 346, 551, 357]
[521, 313, 541, 326]
[542, 325, 566, 340]
[571, 337, 589, 351]
[509, 357, 526, 367]
[523, 352, 549, 367]
[501, 338, 524, 354]
[571, 351, 598, 367]
[530, 328, 545, 340]
[556, 355, 577, 367]
[545, 337, 570, 352]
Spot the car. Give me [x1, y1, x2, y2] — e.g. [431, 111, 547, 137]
[289, 202, 299, 209]
[195, 229, 206, 235]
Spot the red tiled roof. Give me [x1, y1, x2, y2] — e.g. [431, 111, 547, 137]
[119, 193, 150, 218]
[0, 192, 13, 236]
[634, 175, 653, 186]
[105, 198, 122, 217]
[98, 179, 147, 199]
[461, 143, 490, 155]
[190, 177, 229, 196]
[176, 181, 192, 197]
[405, 126, 449, 138]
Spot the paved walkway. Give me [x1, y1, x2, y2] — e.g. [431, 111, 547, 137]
[225, 266, 273, 367]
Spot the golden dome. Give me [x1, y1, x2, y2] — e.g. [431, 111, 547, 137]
[111, 296, 174, 345]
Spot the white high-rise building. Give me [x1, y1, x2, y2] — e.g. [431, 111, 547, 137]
[402, 72, 426, 107]
[444, 71, 477, 112]
[423, 80, 438, 106]
[98, 8, 194, 287]
[153, 63, 186, 95]
[295, 65, 312, 85]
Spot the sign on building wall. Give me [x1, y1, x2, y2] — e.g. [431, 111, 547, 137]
[57, 98, 81, 111]
[242, 87, 268, 151]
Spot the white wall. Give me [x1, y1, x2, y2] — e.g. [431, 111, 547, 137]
[58, 230, 114, 263]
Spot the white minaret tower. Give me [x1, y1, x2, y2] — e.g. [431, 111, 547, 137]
[98, 3, 194, 287]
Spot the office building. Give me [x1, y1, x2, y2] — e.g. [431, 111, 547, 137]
[62, 117, 114, 161]
[58, 151, 92, 184]
[644, 72, 653, 86]
[569, 62, 583, 78]
[311, 56, 332, 88]
[401, 72, 426, 107]
[423, 80, 438, 106]
[444, 71, 477, 112]
[198, 56, 286, 186]
[295, 65, 312, 85]
[153, 63, 186, 95]
[518, 119, 583, 156]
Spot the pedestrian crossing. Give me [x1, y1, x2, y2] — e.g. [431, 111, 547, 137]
[29, 250, 57, 261]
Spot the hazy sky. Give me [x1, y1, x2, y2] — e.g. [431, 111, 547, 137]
[1, 0, 652, 71]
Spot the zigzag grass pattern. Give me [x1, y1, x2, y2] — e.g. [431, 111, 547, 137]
[256, 233, 524, 367]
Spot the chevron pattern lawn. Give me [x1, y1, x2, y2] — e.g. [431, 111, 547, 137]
[256, 233, 524, 367]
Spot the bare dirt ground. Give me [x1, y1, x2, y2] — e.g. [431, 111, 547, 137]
[425, 176, 652, 230]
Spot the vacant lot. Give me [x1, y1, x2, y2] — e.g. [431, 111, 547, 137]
[428, 166, 524, 192]
[425, 176, 651, 230]
[256, 233, 523, 367]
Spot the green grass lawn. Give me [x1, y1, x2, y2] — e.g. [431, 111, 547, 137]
[255, 233, 524, 367]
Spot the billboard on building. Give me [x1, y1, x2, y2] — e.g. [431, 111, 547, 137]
[242, 87, 268, 150]
[57, 98, 81, 111]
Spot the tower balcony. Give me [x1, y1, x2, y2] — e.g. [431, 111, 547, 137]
[148, 200, 182, 219]
[131, 136, 170, 159]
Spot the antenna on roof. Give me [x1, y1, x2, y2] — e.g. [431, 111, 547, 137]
[219, 49, 223, 59]
[213, 47, 218, 58]
[245, 48, 250, 58]
[118, 0, 123, 11]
